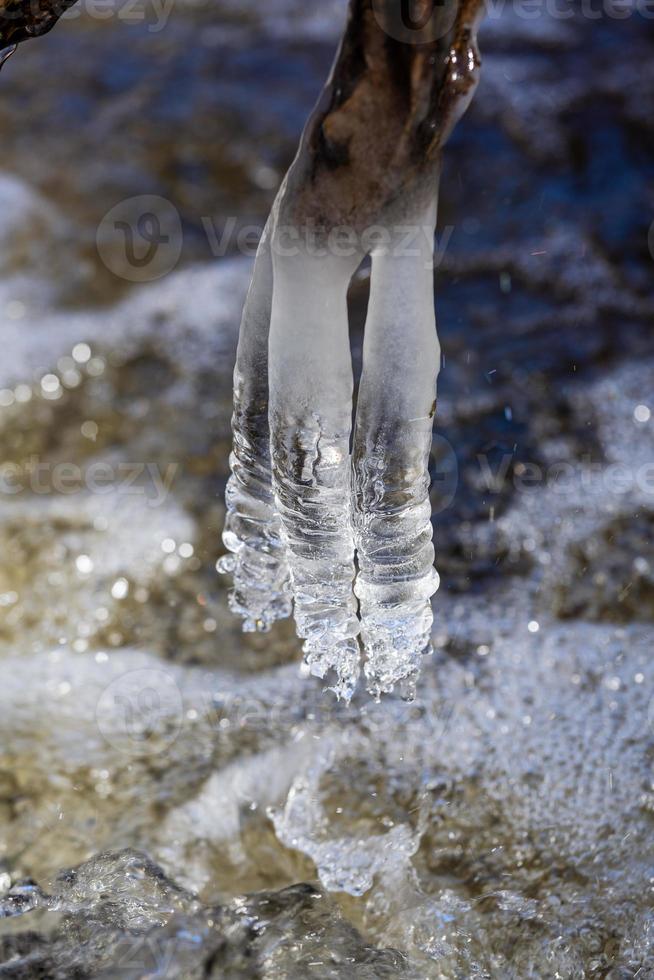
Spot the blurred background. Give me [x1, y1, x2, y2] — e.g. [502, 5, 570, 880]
[0, 2, 653, 977]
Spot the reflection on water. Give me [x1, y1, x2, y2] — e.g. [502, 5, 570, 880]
[1, 2, 654, 976]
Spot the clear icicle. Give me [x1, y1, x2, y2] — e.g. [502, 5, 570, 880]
[220, 0, 484, 698]
[218, 226, 293, 632]
[268, 249, 361, 700]
[352, 206, 441, 698]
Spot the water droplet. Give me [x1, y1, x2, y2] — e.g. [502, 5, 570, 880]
[72, 343, 92, 364]
[6, 300, 25, 320]
[111, 578, 129, 600]
[87, 357, 106, 377]
[14, 384, 32, 403]
[76, 555, 94, 574]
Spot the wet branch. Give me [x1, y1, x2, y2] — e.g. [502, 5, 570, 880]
[0, 0, 79, 61]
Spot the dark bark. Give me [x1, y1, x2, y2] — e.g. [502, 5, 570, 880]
[1, 0, 79, 57]
[279, 0, 485, 233]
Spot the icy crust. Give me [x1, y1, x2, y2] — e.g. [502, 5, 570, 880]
[0, 851, 412, 979]
[1, 273, 653, 977]
[268, 617, 654, 977]
[1, 171, 654, 979]
[2, 618, 653, 977]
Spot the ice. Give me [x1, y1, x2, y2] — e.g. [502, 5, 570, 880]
[353, 206, 442, 698]
[219, 237, 363, 698]
[269, 248, 362, 700]
[222, 212, 444, 700]
[216, 0, 484, 700]
[155, 740, 315, 893]
[0, 852, 411, 979]
[270, 737, 420, 897]
[218, 227, 293, 633]
[2, 6, 653, 970]
[0, 243, 653, 974]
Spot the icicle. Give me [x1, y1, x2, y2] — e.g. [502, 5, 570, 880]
[268, 248, 362, 700]
[352, 204, 441, 698]
[218, 225, 292, 632]
[220, 0, 484, 698]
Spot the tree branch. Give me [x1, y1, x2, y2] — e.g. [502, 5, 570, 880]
[1, 0, 79, 58]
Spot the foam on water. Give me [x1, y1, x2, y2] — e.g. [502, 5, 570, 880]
[0, 284, 652, 972]
[1, 5, 653, 973]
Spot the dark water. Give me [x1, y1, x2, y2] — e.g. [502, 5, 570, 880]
[0, 3, 654, 977]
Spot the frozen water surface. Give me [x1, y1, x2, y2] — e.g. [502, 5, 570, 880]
[1, 248, 652, 975]
[1, 2, 653, 977]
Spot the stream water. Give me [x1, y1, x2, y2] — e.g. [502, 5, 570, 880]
[0, 3, 653, 977]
